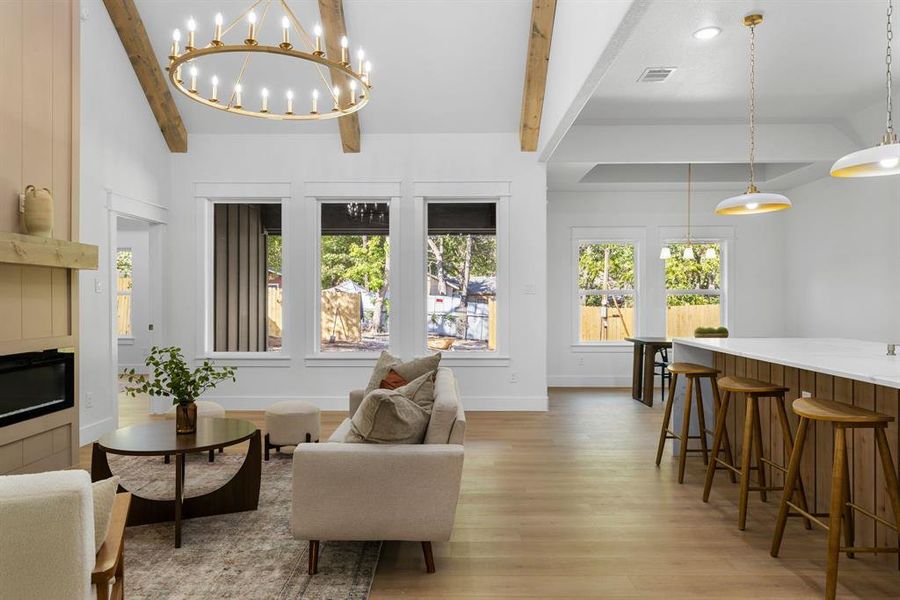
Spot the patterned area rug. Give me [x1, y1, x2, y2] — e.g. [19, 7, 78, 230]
[106, 452, 380, 600]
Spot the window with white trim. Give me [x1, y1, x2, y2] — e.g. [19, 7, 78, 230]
[116, 248, 133, 338]
[577, 242, 637, 343]
[319, 201, 391, 353]
[662, 241, 724, 337]
[426, 201, 497, 352]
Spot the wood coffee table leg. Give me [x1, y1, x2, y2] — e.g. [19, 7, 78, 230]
[175, 452, 184, 548]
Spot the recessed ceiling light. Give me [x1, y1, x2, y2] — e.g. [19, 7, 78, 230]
[693, 26, 721, 40]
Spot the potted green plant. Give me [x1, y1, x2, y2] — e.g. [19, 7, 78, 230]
[123, 346, 236, 434]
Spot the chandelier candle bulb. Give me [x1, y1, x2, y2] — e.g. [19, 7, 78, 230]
[357, 48, 365, 73]
[170, 29, 181, 59]
[186, 17, 196, 50]
[340, 36, 349, 65]
[189, 65, 198, 93]
[174, 64, 183, 84]
[349, 80, 357, 105]
[285, 90, 294, 114]
[332, 85, 340, 111]
[261, 88, 269, 113]
[280, 16, 292, 49]
[311, 88, 319, 114]
[213, 13, 223, 46]
[234, 84, 242, 108]
[210, 75, 219, 102]
[313, 23, 323, 55]
[246, 11, 257, 45]
[364, 61, 372, 85]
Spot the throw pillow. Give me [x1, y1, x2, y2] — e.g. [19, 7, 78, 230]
[92, 476, 120, 553]
[365, 351, 441, 396]
[348, 371, 437, 443]
[379, 368, 408, 390]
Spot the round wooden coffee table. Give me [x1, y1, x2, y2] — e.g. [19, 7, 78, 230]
[91, 417, 261, 547]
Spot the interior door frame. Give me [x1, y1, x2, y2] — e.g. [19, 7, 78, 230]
[105, 190, 169, 422]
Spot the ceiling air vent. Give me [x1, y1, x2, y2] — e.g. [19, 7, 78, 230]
[637, 67, 676, 83]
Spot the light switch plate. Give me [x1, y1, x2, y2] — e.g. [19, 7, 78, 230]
[94, 279, 102, 293]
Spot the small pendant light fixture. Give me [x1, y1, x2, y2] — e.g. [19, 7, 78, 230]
[831, 0, 900, 177]
[715, 14, 792, 216]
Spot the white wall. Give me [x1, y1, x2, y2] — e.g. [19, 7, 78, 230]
[116, 219, 151, 370]
[166, 133, 548, 411]
[79, 0, 171, 443]
[547, 190, 787, 386]
[783, 175, 900, 342]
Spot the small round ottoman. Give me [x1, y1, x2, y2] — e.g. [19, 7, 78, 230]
[265, 400, 321, 460]
[164, 400, 227, 462]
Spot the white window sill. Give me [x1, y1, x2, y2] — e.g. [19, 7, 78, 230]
[435, 354, 510, 367]
[571, 343, 633, 353]
[197, 352, 292, 368]
[305, 353, 381, 367]
[118, 337, 135, 346]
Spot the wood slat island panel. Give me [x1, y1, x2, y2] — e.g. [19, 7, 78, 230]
[713, 351, 899, 565]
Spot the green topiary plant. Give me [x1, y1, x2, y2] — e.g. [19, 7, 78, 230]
[123, 346, 236, 406]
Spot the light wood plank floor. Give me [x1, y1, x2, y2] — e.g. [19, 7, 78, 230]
[81, 388, 900, 599]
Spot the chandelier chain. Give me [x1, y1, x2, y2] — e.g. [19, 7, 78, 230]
[687, 163, 692, 244]
[887, 0, 894, 134]
[748, 21, 757, 188]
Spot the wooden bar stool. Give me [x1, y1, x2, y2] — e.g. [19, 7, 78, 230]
[703, 376, 813, 531]
[655, 362, 718, 483]
[771, 397, 900, 600]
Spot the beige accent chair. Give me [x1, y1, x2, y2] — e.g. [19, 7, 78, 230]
[291, 367, 465, 575]
[0, 470, 131, 600]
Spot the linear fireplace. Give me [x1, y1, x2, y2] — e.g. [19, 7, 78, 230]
[0, 350, 74, 428]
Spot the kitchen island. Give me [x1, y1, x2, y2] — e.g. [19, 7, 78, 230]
[671, 337, 899, 563]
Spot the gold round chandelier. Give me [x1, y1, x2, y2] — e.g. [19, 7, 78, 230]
[166, 0, 373, 121]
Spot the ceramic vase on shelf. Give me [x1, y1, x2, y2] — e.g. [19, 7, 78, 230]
[22, 185, 53, 238]
[175, 401, 198, 434]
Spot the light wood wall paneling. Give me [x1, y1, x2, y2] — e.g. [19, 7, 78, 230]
[769, 362, 786, 488]
[21, 1, 54, 212]
[0, 1, 23, 232]
[50, 268, 69, 336]
[21, 266, 53, 339]
[52, 0, 73, 240]
[798, 370, 818, 512]
[0, 265, 23, 341]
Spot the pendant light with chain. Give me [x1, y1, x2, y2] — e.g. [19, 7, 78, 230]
[683, 163, 696, 259]
[715, 14, 792, 215]
[831, 0, 900, 177]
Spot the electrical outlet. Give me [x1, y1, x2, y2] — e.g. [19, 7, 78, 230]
[85, 392, 94, 408]
[801, 390, 812, 398]
[509, 371, 518, 383]
[523, 284, 537, 295]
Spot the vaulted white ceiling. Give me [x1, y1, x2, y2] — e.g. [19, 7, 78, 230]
[134, 0, 534, 134]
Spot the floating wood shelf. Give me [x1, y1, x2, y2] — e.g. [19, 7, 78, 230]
[0, 232, 99, 270]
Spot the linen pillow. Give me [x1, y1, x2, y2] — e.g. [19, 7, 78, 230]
[348, 371, 437, 443]
[365, 351, 441, 396]
[92, 476, 120, 553]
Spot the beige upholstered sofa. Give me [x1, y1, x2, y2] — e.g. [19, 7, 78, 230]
[291, 366, 465, 574]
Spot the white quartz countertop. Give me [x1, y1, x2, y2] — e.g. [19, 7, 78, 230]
[673, 338, 900, 390]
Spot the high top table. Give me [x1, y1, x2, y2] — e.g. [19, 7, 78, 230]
[91, 417, 261, 547]
[626, 337, 672, 406]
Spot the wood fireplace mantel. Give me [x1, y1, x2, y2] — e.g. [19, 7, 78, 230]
[0, 232, 98, 270]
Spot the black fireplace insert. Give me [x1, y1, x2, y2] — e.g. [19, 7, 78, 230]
[0, 350, 74, 428]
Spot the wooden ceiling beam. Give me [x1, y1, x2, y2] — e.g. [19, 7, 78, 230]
[102, 0, 188, 153]
[318, 0, 361, 153]
[520, 0, 557, 152]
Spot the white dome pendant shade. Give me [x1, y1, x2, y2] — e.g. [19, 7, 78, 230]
[831, 1, 898, 178]
[715, 185, 792, 215]
[831, 138, 900, 178]
[716, 14, 792, 217]
[659, 246, 672, 260]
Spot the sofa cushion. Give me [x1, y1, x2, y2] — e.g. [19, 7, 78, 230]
[348, 371, 436, 444]
[92, 476, 120, 553]
[365, 351, 441, 396]
[328, 418, 354, 442]
[424, 367, 460, 444]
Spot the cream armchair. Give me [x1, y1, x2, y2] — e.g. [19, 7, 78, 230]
[0, 470, 131, 600]
[291, 367, 465, 574]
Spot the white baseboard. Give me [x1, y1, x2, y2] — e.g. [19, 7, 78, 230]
[80, 417, 116, 446]
[203, 394, 549, 412]
[548, 375, 632, 387]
